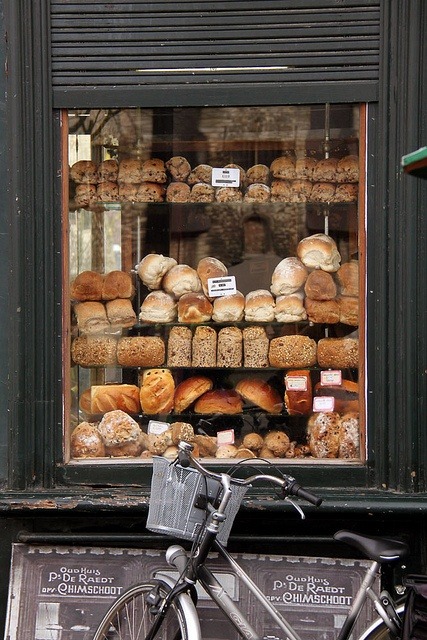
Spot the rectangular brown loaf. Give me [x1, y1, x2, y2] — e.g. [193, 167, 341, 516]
[243, 326, 269, 368]
[268, 335, 317, 368]
[217, 326, 243, 368]
[117, 336, 165, 367]
[317, 337, 359, 369]
[71, 336, 117, 367]
[167, 326, 192, 367]
[192, 326, 217, 367]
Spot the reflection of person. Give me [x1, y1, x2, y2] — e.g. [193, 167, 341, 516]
[228, 214, 282, 295]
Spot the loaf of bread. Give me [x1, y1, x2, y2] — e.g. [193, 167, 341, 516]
[246, 164, 270, 185]
[270, 156, 296, 179]
[336, 155, 359, 183]
[304, 298, 340, 324]
[333, 183, 358, 202]
[189, 182, 215, 202]
[139, 291, 177, 323]
[79, 388, 92, 414]
[217, 326, 243, 367]
[307, 412, 341, 458]
[102, 270, 134, 300]
[188, 164, 212, 185]
[244, 289, 275, 322]
[243, 326, 269, 368]
[270, 179, 292, 202]
[314, 379, 359, 414]
[118, 183, 139, 202]
[317, 337, 359, 368]
[137, 254, 177, 290]
[97, 159, 118, 183]
[174, 375, 213, 413]
[304, 270, 337, 300]
[295, 157, 317, 180]
[118, 158, 142, 184]
[192, 326, 217, 367]
[163, 264, 202, 298]
[297, 233, 341, 272]
[97, 181, 119, 202]
[74, 301, 110, 334]
[71, 422, 105, 458]
[338, 412, 360, 458]
[235, 378, 282, 414]
[274, 294, 307, 323]
[284, 369, 312, 416]
[166, 182, 191, 203]
[310, 182, 336, 202]
[312, 157, 338, 182]
[105, 298, 137, 328]
[90, 384, 141, 414]
[167, 326, 192, 367]
[141, 158, 167, 183]
[166, 156, 191, 182]
[271, 257, 308, 296]
[140, 368, 175, 414]
[197, 257, 228, 298]
[194, 389, 243, 414]
[338, 296, 359, 326]
[178, 292, 213, 323]
[70, 160, 98, 184]
[71, 336, 117, 367]
[116, 336, 165, 367]
[70, 271, 104, 301]
[268, 335, 317, 368]
[98, 409, 142, 447]
[74, 184, 97, 207]
[289, 179, 313, 202]
[212, 291, 245, 322]
[336, 261, 359, 297]
[135, 182, 165, 202]
[243, 183, 271, 202]
[215, 187, 243, 202]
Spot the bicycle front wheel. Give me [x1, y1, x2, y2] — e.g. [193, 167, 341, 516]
[92, 580, 190, 640]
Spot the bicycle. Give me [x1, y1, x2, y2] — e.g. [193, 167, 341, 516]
[92, 441, 408, 640]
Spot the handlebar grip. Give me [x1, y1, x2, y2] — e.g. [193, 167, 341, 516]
[285, 480, 323, 507]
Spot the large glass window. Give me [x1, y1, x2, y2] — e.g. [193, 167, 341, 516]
[65, 105, 364, 465]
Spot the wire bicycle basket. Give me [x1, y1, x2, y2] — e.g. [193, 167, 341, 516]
[147, 456, 248, 546]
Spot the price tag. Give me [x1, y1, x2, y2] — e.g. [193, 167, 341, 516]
[208, 275, 237, 297]
[320, 370, 342, 386]
[147, 420, 169, 435]
[313, 396, 335, 412]
[285, 375, 308, 392]
[216, 429, 235, 446]
[211, 167, 240, 188]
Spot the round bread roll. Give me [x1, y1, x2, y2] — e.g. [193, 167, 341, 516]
[297, 233, 341, 272]
[178, 292, 213, 323]
[333, 183, 358, 203]
[308, 412, 341, 458]
[274, 294, 307, 323]
[137, 254, 177, 290]
[225, 163, 246, 185]
[98, 410, 142, 447]
[284, 369, 312, 416]
[212, 291, 245, 322]
[188, 164, 212, 185]
[147, 432, 170, 455]
[263, 431, 290, 457]
[70, 270, 104, 301]
[170, 422, 195, 445]
[271, 179, 292, 202]
[197, 257, 228, 297]
[163, 445, 179, 459]
[194, 389, 243, 415]
[295, 157, 317, 180]
[166, 156, 191, 182]
[102, 270, 135, 300]
[98, 159, 119, 183]
[215, 187, 243, 202]
[244, 289, 275, 322]
[336, 261, 359, 297]
[246, 164, 270, 185]
[310, 182, 336, 202]
[339, 412, 360, 458]
[166, 182, 191, 203]
[70, 160, 98, 184]
[235, 378, 283, 414]
[97, 181, 119, 202]
[268, 335, 317, 368]
[336, 155, 359, 183]
[289, 179, 313, 203]
[312, 157, 338, 182]
[140, 368, 175, 415]
[141, 158, 167, 183]
[71, 422, 105, 458]
[270, 156, 296, 179]
[139, 290, 177, 323]
[118, 183, 139, 202]
[194, 434, 217, 457]
[304, 298, 340, 324]
[314, 379, 359, 414]
[259, 445, 274, 458]
[242, 433, 264, 453]
[304, 270, 337, 301]
[135, 182, 165, 202]
[189, 182, 215, 202]
[174, 376, 214, 413]
[243, 183, 271, 202]
[235, 447, 257, 459]
[163, 264, 202, 298]
[216, 445, 238, 459]
[74, 184, 97, 207]
[106, 437, 145, 458]
[118, 158, 142, 184]
[271, 257, 308, 296]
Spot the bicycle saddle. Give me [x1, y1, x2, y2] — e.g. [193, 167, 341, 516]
[334, 530, 409, 563]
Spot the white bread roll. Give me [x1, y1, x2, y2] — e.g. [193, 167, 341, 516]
[271, 257, 308, 296]
[177, 292, 213, 323]
[212, 291, 245, 322]
[137, 254, 177, 290]
[163, 264, 202, 298]
[105, 298, 137, 328]
[139, 291, 177, 323]
[244, 289, 275, 322]
[297, 233, 341, 272]
[197, 256, 228, 297]
[274, 294, 307, 323]
[74, 301, 109, 334]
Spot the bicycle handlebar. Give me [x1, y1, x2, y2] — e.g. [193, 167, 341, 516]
[177, 441, 322, 508]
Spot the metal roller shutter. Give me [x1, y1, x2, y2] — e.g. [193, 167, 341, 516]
[50, 0, 380, 107]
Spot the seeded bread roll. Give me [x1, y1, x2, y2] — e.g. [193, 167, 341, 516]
[116, 336, 165, 367]
[244, 289, 275, 322]
[192, 326, 217, 367]
[311, 182, 336, 202]
[170, 421, 195, 445]
[197, 257, 228, 298]
[243, 326, 269, 368]
[304, 298, 340, 324]
[166, 182, 191, 203]
[289, 179, 313, 202]
[74, 301, 110, 334]
[98, 159, 119, 183]
[118, 183, 139, 202]
[75, 184, 97, 207]
[225, 163, 246, 185]
[188, 164, 212, 185]
[312, 157, 338, 182]
[177, 292, 213, 323]
[137, 254, 178, 290]
[271, 257, 308, 296]
[246, 164, 270, 185]
[90, 384, 141, 414]
[317, 337, 359, 369]
[135, 182, 165, 202]
[166, 156, 191, 182]
[141, 158, 167, 183]
[71, 422, 105, 458]
[271, 179, 292, 202]
[215, 186, 243, 202]
[189, 182, 215, 202]
[336, 155, 359, 183]
[270, 156, 296, 179]
[314, 379, 359, 414]
[212, 291, 245, 322]
[217, 326, 243, 367]
[194, 389, 243, 414]
[274, 294, 307, 323]
[337, 296, 359, 326]
[333, 183, 358, 202]
[339, 412, 360, 458]
[284, 369, 312, 416]
[71, 336, 117, 367]
[163, 264, 202, 298]
[105, 299, 137, 328]
[118, 158, 142, 184]
[244, 183, 271, 202]
[140, 368, 175, 414]
[98, 409, 142, 447]
[304, 270, 337, 301]
[295, 157, 317, 180]
[167, 326, 192, 367]
[336, 261, 359, 297]
[102, 270, 135, 300]
[268, 335, 317, 368]
[97, 181, 119, 202]
[308, 412, 341, 458]
[297, 233, 341, 272]
[235, 378, 282, 414]
[174, 376, 213, 413]
[139, 291, 177, 323]
[70, 160, 98, 184]
[70, 271, 104, 301]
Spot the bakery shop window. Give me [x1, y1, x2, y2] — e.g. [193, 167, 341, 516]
[66, 104, 364, 465]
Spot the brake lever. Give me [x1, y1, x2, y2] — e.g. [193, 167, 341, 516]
[285, 496, 306, 520]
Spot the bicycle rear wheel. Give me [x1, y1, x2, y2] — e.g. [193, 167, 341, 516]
[92, 580, 190, 640]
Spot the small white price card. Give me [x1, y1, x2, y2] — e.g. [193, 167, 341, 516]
[313, 396, 335, 412]
[216, 429, 235, 446]
[285, 375, 308, 391]
[208, 275, 237, 297]
[320, 370, 342, 386]
[211, 167, 241, 188]
[147, 420, 169, 434]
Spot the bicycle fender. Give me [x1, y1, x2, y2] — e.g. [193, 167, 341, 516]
[154, 573, 202, 640]
[355, 605, 405, 640]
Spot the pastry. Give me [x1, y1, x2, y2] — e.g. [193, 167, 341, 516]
[189, 182, 215, 202]
[135, 182, 165, 202]
[118, 158, 142, 184]
[270, 156, 296, 179]
[97, 181, 119, 202]
[141, 158, 167, 183]
[187, 164, 212, 185]
[70, 160, 98, 184]
[166, 156, 191, 182]
[336, 155, 359, 183]
[244, 183, 271, 202]
[97, 159, 119, 183]
[166, 182, 191, 203]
